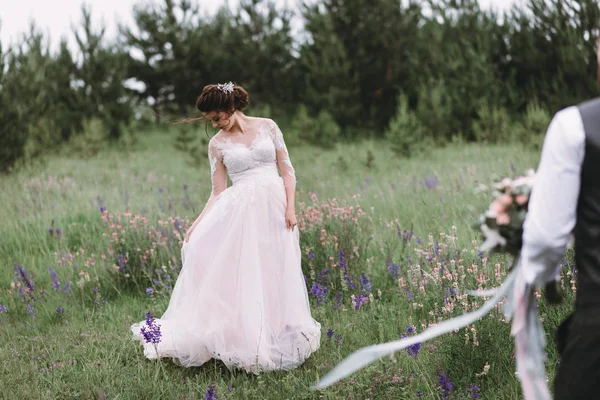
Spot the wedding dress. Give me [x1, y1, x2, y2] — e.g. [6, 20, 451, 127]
[131, 118, 321, 373]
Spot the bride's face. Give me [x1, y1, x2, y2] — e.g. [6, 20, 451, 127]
[204, 111, 233, 130]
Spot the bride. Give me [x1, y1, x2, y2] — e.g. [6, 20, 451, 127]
[131, 82, 321, 373]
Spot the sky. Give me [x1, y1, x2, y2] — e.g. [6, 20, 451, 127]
[0, 0, 524, 51]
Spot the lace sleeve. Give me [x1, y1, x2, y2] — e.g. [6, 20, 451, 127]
[209, 139, 227, 196]
[267, 119, 296, 190]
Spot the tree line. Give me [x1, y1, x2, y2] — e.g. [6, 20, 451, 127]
[1, 0, 599, 171]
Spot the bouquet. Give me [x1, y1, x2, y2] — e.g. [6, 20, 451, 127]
[477, 170, 535, 257]
[476, 169, 566, 304]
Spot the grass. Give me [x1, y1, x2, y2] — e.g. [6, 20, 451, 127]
[0, 127, 574, 399]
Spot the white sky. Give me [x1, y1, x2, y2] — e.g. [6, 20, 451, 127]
[0, 0, 523, 51]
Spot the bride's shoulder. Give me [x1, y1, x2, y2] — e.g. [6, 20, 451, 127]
[249, 116, 275, 127]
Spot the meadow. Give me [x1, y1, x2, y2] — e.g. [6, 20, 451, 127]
[0, 128, 576, 399]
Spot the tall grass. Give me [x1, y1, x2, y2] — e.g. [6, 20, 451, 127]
[0, 128, 573, 399]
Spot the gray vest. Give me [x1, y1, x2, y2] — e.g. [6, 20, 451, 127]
[575, 97, 600, 306]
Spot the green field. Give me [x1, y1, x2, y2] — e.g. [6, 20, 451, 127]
[0, 129, 574, 399]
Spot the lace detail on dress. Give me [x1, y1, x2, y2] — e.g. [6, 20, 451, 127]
[206, 118, 296, 190]
[266, 119, 296, 188]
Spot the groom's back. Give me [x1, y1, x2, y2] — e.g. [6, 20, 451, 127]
[575, 97, 600, 307]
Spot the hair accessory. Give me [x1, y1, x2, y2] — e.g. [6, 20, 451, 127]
[216, 82, 235, 94]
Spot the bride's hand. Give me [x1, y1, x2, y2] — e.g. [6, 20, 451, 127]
[285, 208, 297, 231]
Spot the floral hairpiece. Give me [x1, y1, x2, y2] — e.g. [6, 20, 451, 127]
[216, 82, 234, 94]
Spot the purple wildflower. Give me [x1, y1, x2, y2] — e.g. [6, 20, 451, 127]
[316, 268, 329, 284]
[116, 254, 127, 272]
[334, 334, 343, 347]
[140, 312, 162, 345]
[56, 306, 65, 316]
[326, 328, 335, 342]
[386, 259, 400, 278]
[417, 391, 422, 397]
[0, 305, 6, 313]
[332, 291, 343, 311]
[146, 288, 154, 296]
[338, 251, 356, 290]
[14, 264, 38, 302]
[437, 371, 453, 400]
[227, 386, 232, 393]
[100, 206, 106, 213]
[469, 384, 480, 399]
[352, 293, 369, 310]
[308, 252, 315, 260]
[204, 384, 218, 400]
[423, 175, 439, 190]
[63, 281, 72, 295]
[310, 283, 328, 305]
[48, 267, 60, 291]
[360, 274, 372, 292]
[401, 326, 421, 359]
[26, 304, 36, 319]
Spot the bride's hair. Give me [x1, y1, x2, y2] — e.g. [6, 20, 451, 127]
[196, 83, 249, 113]
[158, 83, 249, 135]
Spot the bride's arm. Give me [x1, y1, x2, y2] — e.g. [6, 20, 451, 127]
[185, 140, 227, 241]
[268, 119, 297, 229]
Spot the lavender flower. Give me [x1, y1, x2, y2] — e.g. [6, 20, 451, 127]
[386, 259, 400, 278]
[334, 334, 343, 347]
[140, 312, 162, 345]
[338, 251, 356, 290]
[146, 288, 155, 296]
[360, 274, 371, 292]
[14, 264, 38, 302]
[326, 329, 335, 342]
[0, 305, 7, 313]
[63, 281, 72, 296]
[469, 384, 480, 399]
[332, 291, 343, 311]
[48, 267, 60, 291]
[26, 304, 36, 319]
[352, 293, 369, 310]
[204, 384, 218, 400]
[423, 175, 439, 190]
[401, 326, 421, 359]
[437, 371, 453, 400]
[316, 268, 329, 284]
[310, 283, 328, 305]
[56, 306, 65, 316]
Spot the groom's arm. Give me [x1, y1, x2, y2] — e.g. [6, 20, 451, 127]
[520, 106, 586, 287]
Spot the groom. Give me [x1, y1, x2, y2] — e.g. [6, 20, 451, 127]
[520, 37, 600, 398]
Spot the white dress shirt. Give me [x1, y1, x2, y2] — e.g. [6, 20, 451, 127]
[521, 106, 586, 287]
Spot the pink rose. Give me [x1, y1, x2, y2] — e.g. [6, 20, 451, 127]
[493, 200, 505, 214]
[500, 194, 513, 206]
[515, 194, 528, 206]
[496, 213, 511, 226]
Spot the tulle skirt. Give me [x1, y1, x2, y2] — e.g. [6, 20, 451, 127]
[131, 165, 321, 373]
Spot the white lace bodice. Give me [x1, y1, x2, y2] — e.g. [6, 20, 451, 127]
[207, 118, 296, 197]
